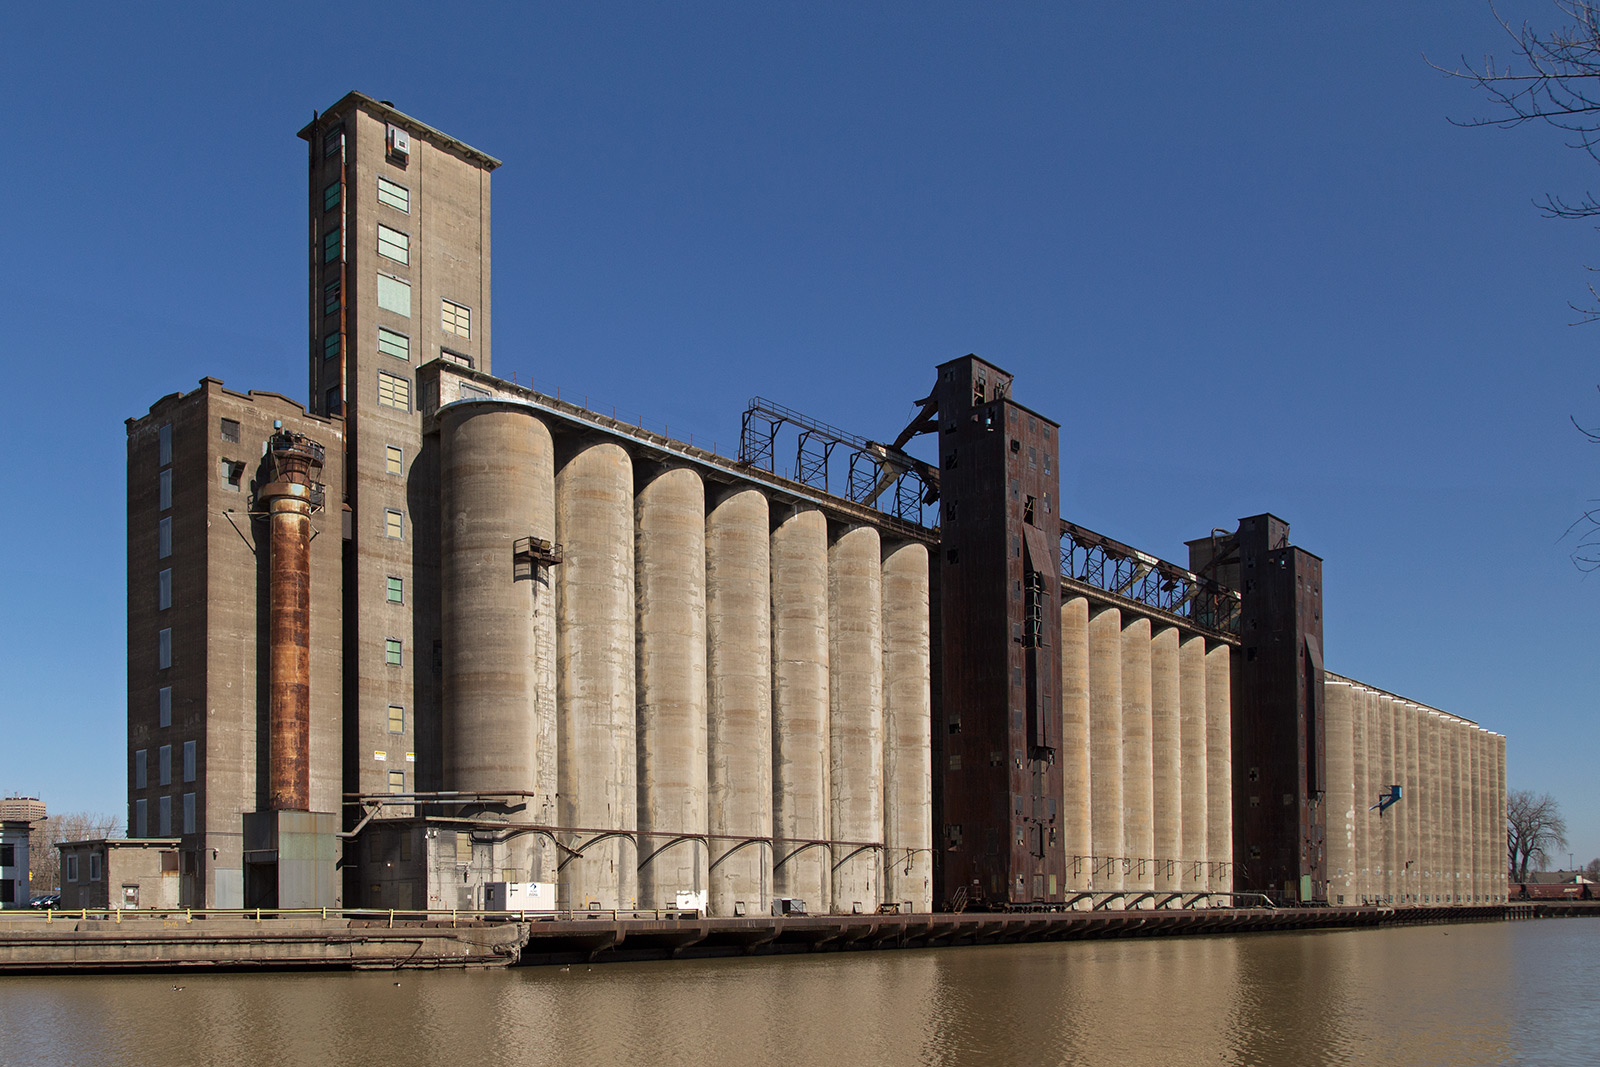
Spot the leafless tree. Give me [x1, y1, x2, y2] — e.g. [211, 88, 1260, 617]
[26, 811, 122, 895]
[1584, 856, 1600, 880]
[1507, 789, 1569, 881]
[1435, 3, 1600, 567]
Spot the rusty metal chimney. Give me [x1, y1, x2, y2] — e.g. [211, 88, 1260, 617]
[257, 424, 325, 812]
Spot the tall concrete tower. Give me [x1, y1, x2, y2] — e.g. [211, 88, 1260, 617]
[929, 356, 1064, 906]
[298, 94, 500, 809]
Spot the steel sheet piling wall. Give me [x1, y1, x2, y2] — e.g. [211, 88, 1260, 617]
[882, 541, 932, 912]
[556, 439, 639, 910]
[705, 488, 774, 916]
[1088, 607, 1124, 892]
[828, 525, 884, 914]
[634, 466, 709, 909]
[1204, 642, 1232, 895]
[1150, 627, 1181, 895]
[1178, 635, 1208, 894]
[771, 507, 831, 909]
[1060, 598, 1093, 899]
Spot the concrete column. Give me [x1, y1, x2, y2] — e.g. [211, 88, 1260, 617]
[1204, 642, 1232, 896]
[1424, 711, 1441, 902]
[1448, 719, 1464, 903]
[556, 439, 638, 910]
[1472, 728, 1487, 903]
[1351, 686, 1370, 904]
[881, 541, 931, 912]
[1060, 597, 1093, 898]
[1178, 634, 1208, 894]
[1395, 699, 1413, 903]
[634, 466, 708, 910]
[1088, 606, 1123, 893]
[440, 404, 556, 879]
[1405, 702, 1422, 903]
[828, 525, 883, 915]
[1324, 681, 1354, 906]
[1439, 716, 1457, 903]
[1150, 626, 1181, 895]
[1495, 733, 1508, 902]
[705, 487, 772, 917]
[1121, 617, 1154, 902]
[771, 507, 830, 910]
[1378, 694, 1395, 903]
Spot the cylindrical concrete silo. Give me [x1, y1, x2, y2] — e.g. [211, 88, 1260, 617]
[1438, 715, 1457, 903]
[1447, 718, 1464, 903]
[1396, 699, 1413, 902]
[1088, 606, 1123, 893]
[634, 465, 708, 910]
[1150, 626, 1181, 895]
[1495, 733, 1508, 902]
[556, 438, 638, 910]
[771, 507, 830, 910]
[1121, 616, 1154, 902]
[1060, 597, 1093, 899]
[1407, 702, 1424, 902]
[1324, 680, 1354, 906]
[440, 403, 556, 880]
[881, 541, 931, 912]
[828, 525, 883, 914]
[1424, 710, 1442, 902]
[1352, 686, 1370, 904]
[1377, 694, 1395, 903]
[705, 487, 773, 917]
[1178, 634, 1207, 894]
[1473, 728, 1489, 903]
[1204, 641, 1232, 896]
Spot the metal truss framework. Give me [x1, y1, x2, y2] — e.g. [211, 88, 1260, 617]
[1059, 520, 1241, 637]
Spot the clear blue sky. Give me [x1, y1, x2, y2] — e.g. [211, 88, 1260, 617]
[2, 2, 1595, 865]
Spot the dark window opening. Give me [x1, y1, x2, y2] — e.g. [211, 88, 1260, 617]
[973, 378, 986, 406]
[946, 548, 959, 564]
[944, 450, 958, 470]
[220, 419, 239, 443]
[1010, 438, 1021, 454]
[1023, 495, 1036, 525]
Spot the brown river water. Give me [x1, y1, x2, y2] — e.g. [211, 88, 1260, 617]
[1, 918, 1594, 1067]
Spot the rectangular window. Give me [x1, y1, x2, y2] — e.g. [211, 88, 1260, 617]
[65, 854, 78, 883]
[439, 349, 474, 369]
[135, 798, 148, 838]
[323, 181, 340, 212]
[183, 740, 196, 783]
[388, 770, 406, 794]
[220, 459, 244, 491]
[182, 792, 195, 835]
[159, 796, 172, 837]
[159, 468, 172, 510]
[159, 517, 172, 558]
[158, 628, 172, 670]
[158, 569, 172, 610]
[377, 371, 411, 411]
[377, 176, 409, 212]
[323, 227, 341, 264]
[324, 277, 341, 315]
[322, 125, 342, 160]
[388, 705, 405, 733]
[89, 853, 102, 882]
[135, 749, 147, 789]
[325, 387, 342, 416]
[159, 424, 172, 466]
[377, 274, 411, 317]
[386, 576, 404, 603]
[323, 332, 341, 361]
[220, 418, 239, 443]
[441, 299, 471, 338]
[377, 327, 409, 361]
[385, 445, 403, 475]
[385, 639, 403, 666]
[384, 509, 404, 539]
[159, 744, 172, 786]
[377, 224, 409, 264]
[158, 686, 172, 728]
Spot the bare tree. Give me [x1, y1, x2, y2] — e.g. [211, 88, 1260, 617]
[1436, 3, 1600, 566]
[26, 811, 122, 895]
[1507, 789, 1569, 881]
[1585, 857, 1600, 880]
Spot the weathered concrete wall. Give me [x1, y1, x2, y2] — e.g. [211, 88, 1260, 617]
[1204, 643, 1232, 896]
[1120, 618, 1154, 903]
[1178, 635, 1207, 894]
[1150, 627, 1181, 895]
[882, 541, 932, 912]
[1060, 597, 1092, 898]
[828, 525, 883, 914]
[1088, 607, 1123, 892]
[634, 465, 708, 909]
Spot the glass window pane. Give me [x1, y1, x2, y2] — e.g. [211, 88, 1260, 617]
[377, 225, 409, 265]
[377, 275, 411, 317]
[441, 299, 470, 338]
[385, 445, 403, 475]
[388, 705, 405, 733]
[387, 576, 403, 603]
[323, 182, 340, 212]
[377, 177, 409, 212]
[324, 278, 341, 315]
[385, 639, 403, 665]
[377, 327, 409, 361]
[159, 686, 172, 728]
[159, 469, 172, 510]
[385, 510, 403, 539]
[159, 517, 172, 558]
[324, 227, 341, 263]
[324, 333, 341, 361]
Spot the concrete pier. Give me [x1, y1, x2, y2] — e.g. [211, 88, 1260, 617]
[556, 439, 639, 910]
[1088, 607, 1123, 892]
[634, 465, 709, 910]
[705, 488, 773, 917]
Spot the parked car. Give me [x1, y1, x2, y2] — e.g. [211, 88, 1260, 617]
[29, 894, 60, 909]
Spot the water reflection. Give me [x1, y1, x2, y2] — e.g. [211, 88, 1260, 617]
[1, 920, 1594, 1067]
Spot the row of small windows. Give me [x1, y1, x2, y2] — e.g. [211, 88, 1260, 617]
[132, 793, 194, 838]
[134, 742, 196, 788]
[322, 178, 411, 216]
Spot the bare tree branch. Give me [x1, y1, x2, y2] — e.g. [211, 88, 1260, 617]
[1507, 788, 1569, 881]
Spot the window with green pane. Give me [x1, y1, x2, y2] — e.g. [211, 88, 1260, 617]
[377, 177, 409, 213]
[377, 327, 409, 361]
[385, 639, 403, 666]
[324, 278, 340, 315]
[323, 181, 340, 212]
[323, 227, 340, 263]
[387, 576, 403, 603]
[323, 332, 340, 361]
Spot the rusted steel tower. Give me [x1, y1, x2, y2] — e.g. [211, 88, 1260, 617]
[258, 425, 326, 812]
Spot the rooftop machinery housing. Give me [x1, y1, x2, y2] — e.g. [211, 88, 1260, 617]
[122, 92, 1508, 916]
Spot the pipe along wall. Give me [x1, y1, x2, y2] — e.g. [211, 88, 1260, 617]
[440, 402, 933, 914]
